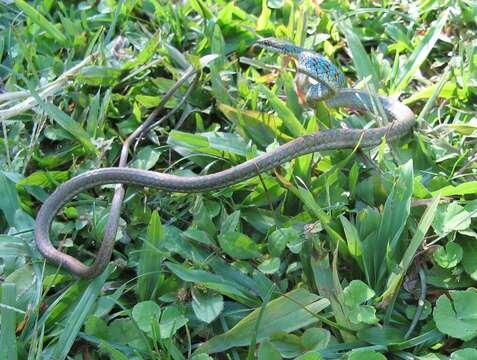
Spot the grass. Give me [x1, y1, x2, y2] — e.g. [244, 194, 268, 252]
[0, 0, 476, 359]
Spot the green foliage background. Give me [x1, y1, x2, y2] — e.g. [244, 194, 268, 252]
[0, 0, 476, 359]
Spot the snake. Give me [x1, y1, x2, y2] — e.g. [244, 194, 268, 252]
[34, 38, 416, 278]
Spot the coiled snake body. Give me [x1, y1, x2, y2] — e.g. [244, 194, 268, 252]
[35, 38, 416, 278]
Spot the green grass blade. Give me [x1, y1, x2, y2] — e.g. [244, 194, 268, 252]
[123, 30, 161, 70]
[98, 340, 130, 360]
[86, 90, 101, 137]
[209, 25, 233, 105]
[137, 211, 164, 301]
[432, 181, 477, 196]
[166, 262, 258, 307]
[381, 193, 441, 303]
[373, 160, 414, 288]
[14, 0, 67, 44]
[337, 19, 380, 88]
[418, 67, 450, 122]
[391, 10, 449, 93]
[289, 184, 349, 257]
[26, 81, 97, 154]
[0, 283, 18, 360]
[104, 0, 124, 44]
[50, 268, 111, 359]
[195, 288, 330, 354]
[259, 85, 305, 137]
[310, 254, 358, 342]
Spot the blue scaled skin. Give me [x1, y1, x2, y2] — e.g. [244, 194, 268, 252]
[255, 37, 346, 105]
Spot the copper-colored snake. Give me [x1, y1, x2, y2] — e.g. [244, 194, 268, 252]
[35, 39, 415, 278]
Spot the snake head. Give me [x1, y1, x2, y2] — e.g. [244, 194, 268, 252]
[255, 37, 302, 57]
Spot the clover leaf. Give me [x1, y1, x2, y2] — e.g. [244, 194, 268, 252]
[450, 348, 477, 360]
[432, 242, 463, 269]
[343, 280, 378, 325]
[433, 290, 477, 341]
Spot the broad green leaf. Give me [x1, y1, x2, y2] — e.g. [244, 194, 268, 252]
[191, 289, 224, 324]
[357, 326, 405, 345]
[84, 316, 108, 339]
[132, 301, 161, 333]
[432, 243, 463, 269]
[183, 228, 214, 246]
[218, 231, 261, 259]
[461, 237, 477, 280]
[17, 170, 69, 187]
[258, 340, 282, 360]
[300, 328, 330, 351]
[218, 103, 288, 147]
[427, 266, 475, 289]
[282, 71, 303, 120]
[448, 123, 477, 135]
[15, 0, 67, 44]
[195, 289, 330, 354]
[168, 130, 248, 158]
[433, 203, 472, 235]
[268, 228, 298, 257]
[107, 318, 148, 349]
[296, 352, 324, 360]
[450, 349, 477, 360]
[268, 332, 302, 358]
[343, 280, 375, 307]
[348, 349, 387, 360]
[220, 210, 241, 235]
[349, 305, 378, 325]
[0, 283, 17, 360]
[191, 355, 213, 360]
[310, 252, 358, 342]
[258, 257, 281, 274]
[405, 300, 432, 321]
[98, 341, 129, 360]
[130, 146, 162, 170]
[432, 181, 477, 196]
[159, 306, 188, 339]
[343, 281, 378, 325]
[433, 290, 477, 341]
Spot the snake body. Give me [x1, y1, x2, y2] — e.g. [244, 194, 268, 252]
[35, 39, 415, 278]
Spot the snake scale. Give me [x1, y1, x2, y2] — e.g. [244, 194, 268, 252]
[34, 38, 416, 278]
